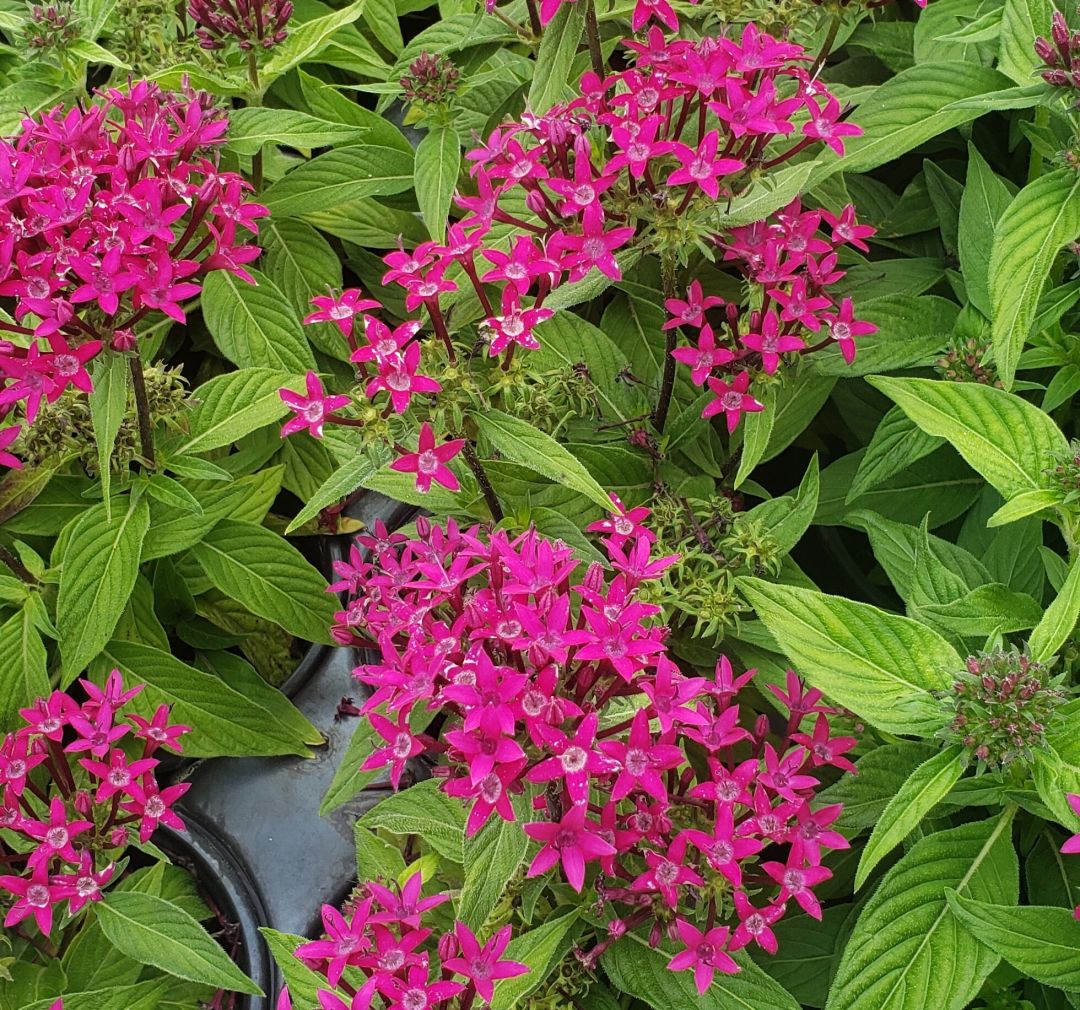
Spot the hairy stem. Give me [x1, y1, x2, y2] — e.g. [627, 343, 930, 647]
[247, 52, 264, 190]
[0, 544, 36, 585]
[129, 353, 156, 470]
[584, 0, 605, 80]
[651, 253, 680, 433]
[462, 441, 504, 522]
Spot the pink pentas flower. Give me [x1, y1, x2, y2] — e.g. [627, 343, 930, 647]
[763, 858, 832, 919]
[702, 371, 764, 432]
[525, 806, 615, 892]
[664, 280, 725, 331]
[121, 779, 190, 843]
[25, 797, 93, 868]
[740, 310, 804, 374]
[822, 298, 876, 364]
[280, 372, 352, 438]
[667, 131, 745, 199]
[361, 711, 426, 788]
[671, 324, 737, 385]
[51, 854, 114, 915]
[381, 966, 464, 1010]
[351, 319, 421, 366]
[296, 900, 373, 987]
[390, 423, 465, 495]
[728, 892, 784, 953]
[443, 923, 528, 1002]
[368, 871, 449, 929]
[0, 861, 61, 934]
[0, 425, 21, 469]
[586, 493, 656, 548]
[364, 343, 442, 414]
[79, 749, 158, 803]
[668, 920, 739, 994]
[305, 289, 382, 339]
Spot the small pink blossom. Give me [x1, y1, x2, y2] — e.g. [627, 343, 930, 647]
[280, 372, 352, 438]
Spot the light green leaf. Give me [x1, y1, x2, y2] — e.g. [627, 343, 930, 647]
[946, 890, 1080, 991]
[856, 745, 967, 889]
[848, 406, 943, 503]
[603, 934, 800, 1010]
[529, 2, 585, 112]
[997, 0, 1053, 85]
[459, 815, 528, 931]
[827, 812, 1019, 1010]
[988, 169, 1080, 389]
[261, 928, 326, 1008]
[360, 780, 467, 863]
[868, 376, 1068, 500]
[98, 891, 261, 994]
[180, 368, 300, 455]
[490, 910, 582, 1010]
[0, 607, 48, 731]
[1029, 558, 1080, 663]
[190, 519, 336, 644]
[23, 980, 172, 1010]
[285, 442, 392, 533]
[57, 497, 150, 682]
[262, 145, 414, 219]
[355, 823, 406, 881]
[915, 582, 1044, 638]
[737, 577, 956, 736]
[202, 270, 315, 373]
[226, 107, 365, 156]
[473, 409, 614, 512]
[735, 386, 776, 488]
[361, 0, 403, 51]
[89, 354, 129, 513]
[415, 123, 460, 244]
[261, 0, 368, 82]
[739, 454, 819, 556]
[959, 143, 1015, 318]
[987, 489, 1062, 527]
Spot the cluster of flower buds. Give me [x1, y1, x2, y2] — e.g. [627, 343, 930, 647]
[22, 2, 79, 55]
[330, 505, 856, 991]
[1046, 439, 1080, 505]
[668, 201, 876, 430]
[280, 873, 527, 1010]
[935, 333, 1000, 387]
[0, 81, 266, 465]
[400, 52, 461, 107]
[1064, 793, 1080, 920]
[187, 0, 293, 51]
[1035, 7, 1080, 93]
[0, 671, 190, 936]
[942, 648, 1068, 770]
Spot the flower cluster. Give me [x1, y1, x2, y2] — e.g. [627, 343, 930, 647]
[1063, 793, 1080, 920]
[280, 873, 527, 1010]
[21, 2, 80, 56]
[1046, 439, 1080, 505]
[0, 81, 266, 460]
[1035, 7, 1080, 94]
[331, 508, 856, 991]
[400, 52, 461, 108]
[187, 0, 293, 51]
[941, 648, 1069, 770]
[668, 201, 876, 429]
[0, 671, 189, 936]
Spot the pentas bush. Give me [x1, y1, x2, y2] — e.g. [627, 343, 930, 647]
[0, 80, 265, 455]
[278, 25, 876, 497]
[316, 515, 856, 997]
[0, 670, 189, 937]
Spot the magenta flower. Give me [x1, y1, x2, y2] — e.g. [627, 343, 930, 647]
[279, 372, 351, 438]
[667, 132, 745, 199]
[758, 744, 818, 802]
[25, 797, 93, 868]
[443, 922, 528, 1002]
[822, 297, 876, 364]
[0, 861, 61, 934]
[527, 713, 609, 806]
[791, 714, 858, 773]
[586, 493, 656, 548]
[390, 423, 465, 496]
[381, 966, 463, 1010]
[546, 138, 617, 215]
[600, 710, 683, 802]
[802, 96, 862, 156]
[51, 854, 114, 915]
[728, 893, 784, 953]
[481, 236, 558, 294]
[484, 288, 553, 356]
[702, 371, 764, 432]
[632, 0, 679, 32]
[740, 311, 804, 374]
[672, 325, 737, 386]
[668, 920, 739, 994]
[368, 871, 449, 929]
[360, 711, 426, 788]
[762, 858, 832, 919]
[121, 779, 190, 843]
[550, 204, 635, 282]
[364, 343, 442, 414]
[296, 900, 372, 986]
[684, 806, 763, 886]
[630, 834, 704, 906]
[524, 806, 614, 892]
[127, 705, 190, 755]
[79, 749, 158, 803]
[305, 289, 382, 339]
[0, 425, 21, 469]
[823, 206, 876, 252]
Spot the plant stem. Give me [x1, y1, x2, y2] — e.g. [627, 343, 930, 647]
[247, 51, 264, 191]
[523, 0, 542, 38]
[462, 441, 503, 521]
[809, 13, 842, 79]
[1027, 107, 1050, 182]
[128, 353, 156, 470]
[584, 0, 605, 81]
[651, 252, 680, 433]
[0, 544, 36, 585]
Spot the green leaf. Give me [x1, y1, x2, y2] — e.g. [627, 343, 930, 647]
[201, 270, 316, 373]
[473, 409, 614, 512]
[89, 354, 128, 513]
[1030, 558, 1080, 663]
[226, 107, 365, 156]
[101, 640, 316, 757]
[144, 475, 203, 515]
[734, 385, 776, 488]
[856, 745, 967, 889]
[826, 812, 1019, 1010]
[414, 124, 460, 244]
[180, 368, 300, 455]
[739, 454, 819, 556]
[0, 607, 48, 731]
[261, 928, 326, 1008]
[819, 741, 939, 831]
[459, 815, 529, 931]
[987, 489, 1061, 527]
[916, 582, 1044, 638]
[190, 519, 337, 645]
[23, 980, 172, 1010]
[820, 63, 1011, 178]
[361, 0, 403, 52]
[868, 376, 1068, 500]
[261, 145, 414, 218]
[958, 146, 1014, 318]
[261, 0, 368, 81]
[285, 442, 392, 533]
[946, 890, 1080, 991]
[737, 577, 956, 736]
[988, 169, 1080, 389]
[57, 497, 150, 682]
[490, 910, 582, 1010]
[355, 823, 406, 882]
[997, 0, 1053, 85]
[848, 407, 943, 503]
[603, 934, 800, 1010]
[98, 891, 260, 994]
[360, 779, 467, 862]
[529, 2, 585, 112]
